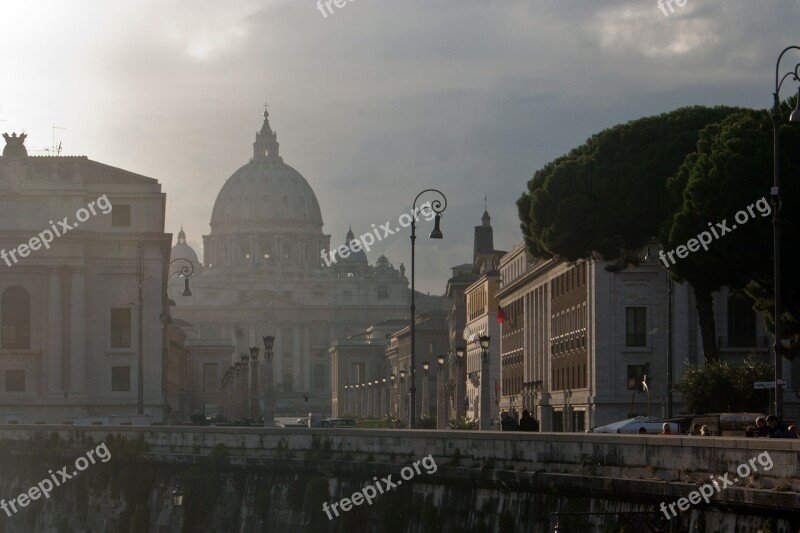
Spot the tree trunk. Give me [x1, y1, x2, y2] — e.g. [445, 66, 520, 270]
[694, 287, 719, 362]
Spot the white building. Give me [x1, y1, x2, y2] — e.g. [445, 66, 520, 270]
[497, 240, 788, 431]
[169, 109, 412, 416]
[0, 132, 169, 422]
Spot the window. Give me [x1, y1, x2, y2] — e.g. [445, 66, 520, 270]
[5, 370, 25, 392]
[203, 363, 218, 393]
[377, 285, 388, 300]
[312, 363, 327, 392]
[111, 366, 131, 391]
[572, 410, 585, 432]
[627, 364, 647, 390]
[110, 308, 132, 348]
[727, 292, 757, 347]
[112, 205, 131, 226]
[283, 373, 293, 393]
[625, 307, 647, 346]
[552, 410, 564, 432]
[2, 286, 31, 349]
[429, 341, 436, 354]
[343, 290, 352, 301]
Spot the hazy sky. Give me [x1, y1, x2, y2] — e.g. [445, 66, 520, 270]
[1, 0, 797, 291]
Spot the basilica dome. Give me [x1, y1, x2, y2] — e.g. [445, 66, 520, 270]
[210, 109, 323, 230]
[171, 227, 200, 266]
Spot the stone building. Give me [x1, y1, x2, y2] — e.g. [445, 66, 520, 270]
[385, 309, 449, 423]
[0, 132, 169, 422]
[445, 208, 505, 428]
[464, 273, 502, 429]
[496, 239, 791, 431]
[169, 109, 411, 416]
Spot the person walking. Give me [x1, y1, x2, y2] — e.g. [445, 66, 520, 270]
[519, 409, 539, 431]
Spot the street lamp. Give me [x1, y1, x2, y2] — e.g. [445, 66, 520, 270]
[771, 46, 800, 419]
[455, 346, 465, 420]
[478, 335, 491, 430]
[159, 257, 196, 422]
[422, 362, 430, 418]
[436, 355, 446, 429]
[168, 258, 195, 297]
[262, 335, 275, 427]
[240, 352, 250, 421]
[645, 247, 674, 418]
[399, 370, 406, 423]
[390, 374, 396, 415]
[409, 189, 447, 428]
[382, 377, 388, 416]
[249, 347, 260, 422]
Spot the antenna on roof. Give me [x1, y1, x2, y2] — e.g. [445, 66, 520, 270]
[52, 125, 66, 156]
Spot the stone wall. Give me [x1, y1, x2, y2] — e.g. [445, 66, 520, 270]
[0, 426, 797, 532]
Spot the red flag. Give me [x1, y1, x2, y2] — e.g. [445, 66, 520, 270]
[497, 306, 505, 323]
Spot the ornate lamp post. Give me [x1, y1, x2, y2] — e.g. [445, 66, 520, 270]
[262, 335, 275, 427]
[455, 346, 465, 420]
[771, 46, 800, 418]
[240, 352, 251, 421]
[479, 335, 491, 430]
[382, 377, 388, 417]
[368, 381, 374, 417]
[409, 189, 447, 428]
[436, 355, 446, 429]
[399, 370, 406, 423]
[249, 346, 260, 422]
[421, 362, 430, 418]
[390, 374, 396, 415]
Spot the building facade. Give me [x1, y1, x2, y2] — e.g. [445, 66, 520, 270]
[464, 273, 501, 430]
[496, 239, 792, 432]
[385, 310, 449, 423]
[0, 132, 169, 422]
[169, 109, 411, 417]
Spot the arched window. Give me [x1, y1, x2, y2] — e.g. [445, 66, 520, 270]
[2, 286, 31, 349]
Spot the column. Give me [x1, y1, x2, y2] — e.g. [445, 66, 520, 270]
[46, 268, 62, 395]
[69, 268, 87, 395]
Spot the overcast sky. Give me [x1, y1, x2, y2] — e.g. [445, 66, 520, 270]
[0, 0, 797, 292]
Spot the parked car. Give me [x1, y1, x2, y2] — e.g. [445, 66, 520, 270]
[591, 416, 679, 434]
[320, 418, 356, 428]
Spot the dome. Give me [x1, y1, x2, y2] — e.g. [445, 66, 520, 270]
[171, 227, 200, 266]
[338, 226, 368, 264]
[210, 109, 323, 230]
